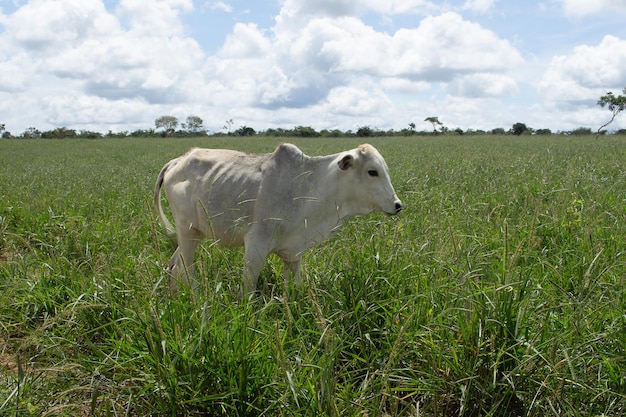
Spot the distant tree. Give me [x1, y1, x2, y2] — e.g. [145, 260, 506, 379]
[265, 127, 294, 137]
[130, 129, 155, 137]
[1, 123, 11, 138]
[107, 130, 129, 138]
[223, 119, 234, 135]
[597, 87, 626, 136]
[408, 122, 416, 132]
[320, 129, 344, 137]
[78, 130, 103, 139]
[293, 126, 320, 137]
[535, 128, 552, 135]
[510, 122, 529, 136]
[185, 115, 205, 135]
[571, 127, 593, 136]
[155, 116, 178, 136]
[235, 126, 256, 136]
[356, 126, 373, 137]
[41, 127, 76, 139]
[491, 127, 506, 135]
[21, 127, 41, 138]
[425, 116, 443, 133]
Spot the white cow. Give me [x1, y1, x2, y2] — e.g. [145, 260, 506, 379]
[154, 143, 403, 295]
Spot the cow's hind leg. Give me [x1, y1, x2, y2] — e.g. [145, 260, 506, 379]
[169, 229, 203, 293]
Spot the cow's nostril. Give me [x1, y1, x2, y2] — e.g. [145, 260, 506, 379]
[395, 202, 403, 213]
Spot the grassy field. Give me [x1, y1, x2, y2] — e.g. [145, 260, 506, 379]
[0, 135, 625, 416]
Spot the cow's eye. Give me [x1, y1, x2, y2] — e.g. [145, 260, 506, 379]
[368, 170, 379, 177]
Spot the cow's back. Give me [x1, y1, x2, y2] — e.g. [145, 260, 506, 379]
[163, 148, 268, 246]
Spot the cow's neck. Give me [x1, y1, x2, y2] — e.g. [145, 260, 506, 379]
[298, 154, 362, 224]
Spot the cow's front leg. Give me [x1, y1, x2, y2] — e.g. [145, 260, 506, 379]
[242, 237, 270, 297]
[281, 256, 302, 289]
[282, 256, 302, 300]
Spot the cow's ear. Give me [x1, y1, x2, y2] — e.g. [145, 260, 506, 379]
[338, 154, 353, 171]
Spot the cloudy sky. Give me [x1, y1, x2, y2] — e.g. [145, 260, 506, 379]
[1, 0, 625, 135]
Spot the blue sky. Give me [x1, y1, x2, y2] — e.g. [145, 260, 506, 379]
[1, 0, 625, 134]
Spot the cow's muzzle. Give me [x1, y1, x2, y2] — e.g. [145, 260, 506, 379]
[386, 200, 403, 216]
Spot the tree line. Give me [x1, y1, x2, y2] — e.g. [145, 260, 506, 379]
[2, 120, 624, 140]
[2, 88, 624, 139]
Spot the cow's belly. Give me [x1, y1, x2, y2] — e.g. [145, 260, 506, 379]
[272, 217, 344, 257]
[188, 205, 250, 248]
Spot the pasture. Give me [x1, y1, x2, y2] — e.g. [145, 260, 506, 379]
[0, 135, 625, 416]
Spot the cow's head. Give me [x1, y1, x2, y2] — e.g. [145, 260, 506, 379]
[337, 144, 403, 216]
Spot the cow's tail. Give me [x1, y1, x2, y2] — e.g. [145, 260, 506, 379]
[154, 158, 178, 238]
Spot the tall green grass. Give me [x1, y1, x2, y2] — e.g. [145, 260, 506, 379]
[1, 136, 625, 416]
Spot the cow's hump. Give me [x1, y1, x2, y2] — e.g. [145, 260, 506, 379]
[273, 143, 305, 165]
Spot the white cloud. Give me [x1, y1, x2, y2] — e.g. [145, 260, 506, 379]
[277, 0, 496, 21]
[0, 0, 205, 132]
[540, 35, 626, 103]
[117, 0, 193, 35]
[560, 0, 626, 17]
[284, 17, 388, 75]
[449, 73, 519, 98]
[208, 1, 232, 13]
[363, 0, 438, 15]
[463, 0, 497, 14]
[380, 77, 431, 94]
[294, 0, 364, 17]
[388, 13, 523, 81]
[326, 83, 393, 117]
[43, 94, 149, 129]
[275, 11, 524, 82]
[219, 23, 272, 58]
[0, 52, 31, 92]
[197, 5, 524, 131]
[6, 0, 115, 51]
[275, 0, 439, 33]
